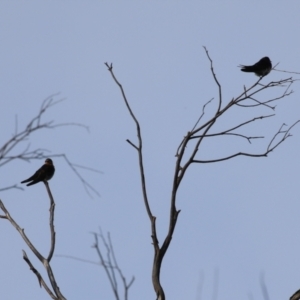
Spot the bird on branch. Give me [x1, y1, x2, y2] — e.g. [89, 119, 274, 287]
[21, 158, 55, 186]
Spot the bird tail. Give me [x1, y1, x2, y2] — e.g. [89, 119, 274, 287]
[21, 178, 31, 184]
[240, 65, 255, 72]
[26, 181, 38, 186]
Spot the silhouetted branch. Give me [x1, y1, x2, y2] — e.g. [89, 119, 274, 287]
[92, 229, 135, 300]
[191, 114, 274, 144]
[203, 47, 222, 112]
[0, 94, 100, 197]
[57, 229, 134, 300]
[45, 181, 56, 261]
[22, 250, 56, 298]
[106, 46, 299, 300]
[47, 153, 101, 198]
[105, 63, 152, 220]
[260, 273, 270, 300]
[105, 62, 164, 298]
[0, 184, 23, 192]
[274, 68, 300, 75]
[0, 182, 66, 299]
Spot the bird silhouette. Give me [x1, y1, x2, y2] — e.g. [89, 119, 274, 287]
[290, 289, 300, 300]
[21, 158, 55, 186]
[239, 57, 272, 77]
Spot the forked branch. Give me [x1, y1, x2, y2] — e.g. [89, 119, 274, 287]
[105, 48, 299, 299]
[0, 182, 66, 300]
[92, 230, 135, 300]
[104, 63, 157, 242]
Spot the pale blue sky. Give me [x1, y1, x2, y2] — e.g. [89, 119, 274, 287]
[1, 2, 300, 300]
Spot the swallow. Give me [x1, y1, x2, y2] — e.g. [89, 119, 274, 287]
[239, 57, 272, 77]
[290, 289, 300, 300]
[21, 158, 55, 186]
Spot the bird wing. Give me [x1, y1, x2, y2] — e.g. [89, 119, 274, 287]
[21, 165, 48, 183]
[20, 170, 39, 183]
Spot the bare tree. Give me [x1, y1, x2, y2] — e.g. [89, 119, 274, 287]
[0, 94, 101, 299]
[0, 93, 100, 197]
[105, 47, 299, 299]
[0, 182, 65, 299]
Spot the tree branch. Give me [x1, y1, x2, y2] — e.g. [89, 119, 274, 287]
[105, 47, 299, 299]
[0, 94, 100, 197]
[104, 63, 156, 235]
[0, 182, 66, 299]
[90, 230, 134, 300]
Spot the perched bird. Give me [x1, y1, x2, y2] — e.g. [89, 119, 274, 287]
[239, 57, 272, 77]
[21, 158, 55, 186]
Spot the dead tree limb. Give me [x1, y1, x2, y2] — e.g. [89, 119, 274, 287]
[0, 94, 100, 197]
[105, 46, 299, 299]
[0, 181, 66, 300]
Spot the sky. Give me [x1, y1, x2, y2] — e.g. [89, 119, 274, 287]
[0, 2, 300, 300]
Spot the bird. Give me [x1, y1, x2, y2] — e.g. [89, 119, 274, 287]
[21, 158, 55, 186]
[239, 57, 272, 77]
[290, 289, 300, 300]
